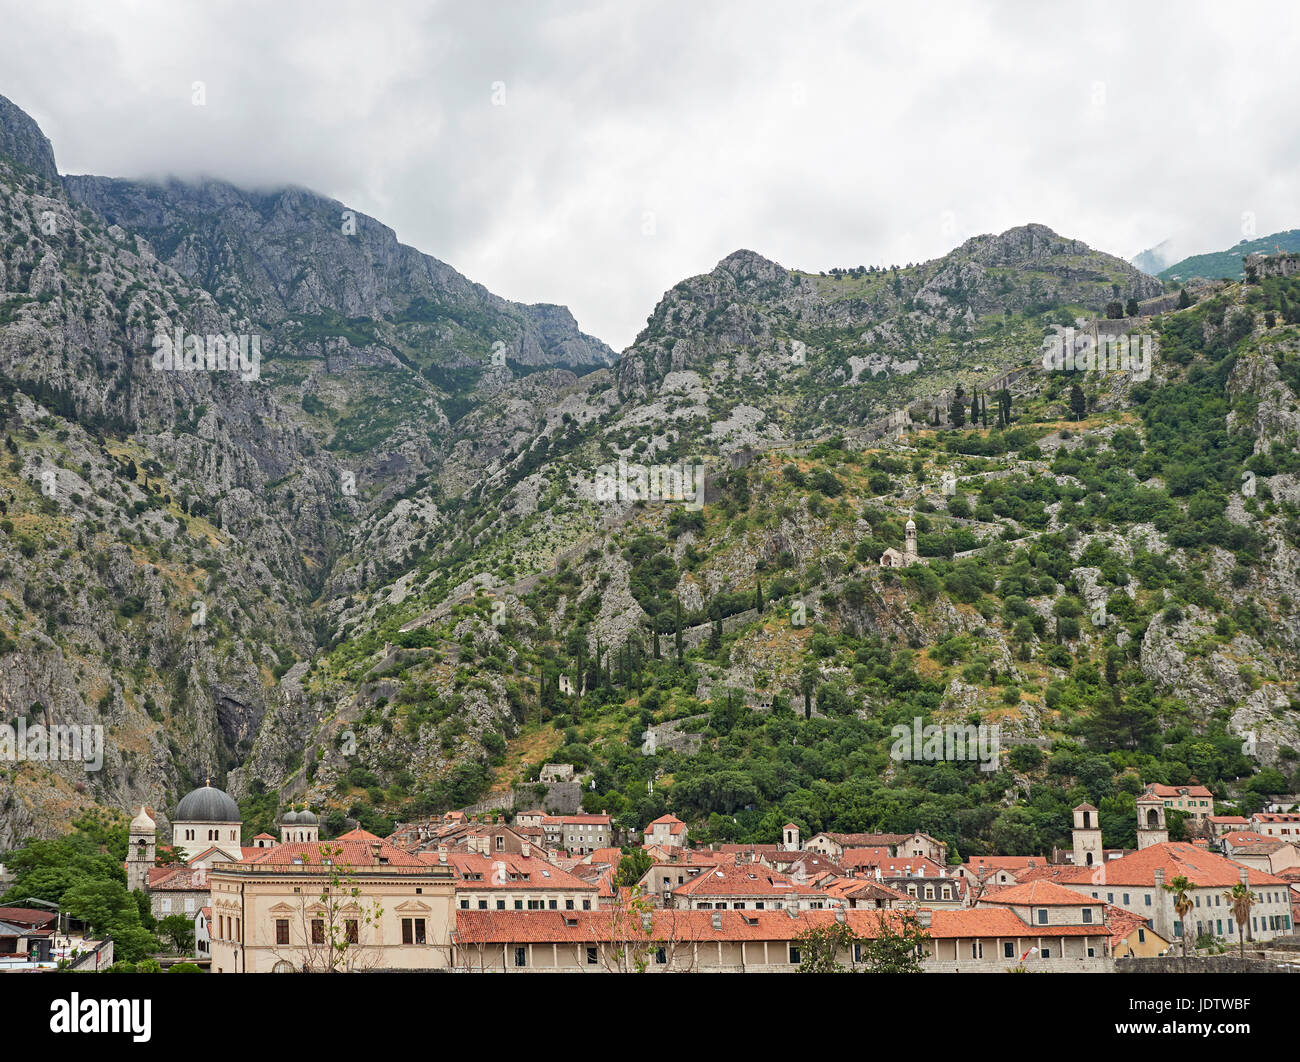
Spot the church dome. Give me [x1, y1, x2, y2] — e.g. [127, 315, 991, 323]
[905, 517, 916, 530]
[281, 810, 300, 825]
[130, 806, 156, 832]
[296, 809, 318, 825]
[175, 784, 241, 823]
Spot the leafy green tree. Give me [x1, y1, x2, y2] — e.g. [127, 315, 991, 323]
[616, 847, 654, 888]
[158, 913, 195, 954]
[858, 911, 929, 972]
[795, 920, 857, 972]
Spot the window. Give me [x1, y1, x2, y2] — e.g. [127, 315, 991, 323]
[514, 946, 527, 968]
[496, 837, 504, 852]
[788, 946, 801, 964]
[345, 920, 358, 944]
[586, 946, 598, 965]
[655, 947, 667, 965]
[1036, 908, 1048, 925]
[275, 919, 290, 945]
[582, 900, 591, 910]
[402, 918, 414, 944]
[497, 900, 506, 911]
[1137, 929, 1145, 943]
[311, 919, 325, 945]
[565, 899, 574, 910]
[161, 898, 172, 913]
[1003, 942, 1015, 958]
[460, 900, 470, 910]
[970, 941, 982, 958]
[1082, 908, 1093, 924]
[515, 900, 524, 910]
[1041, 947, 1051, 958]
[548, 900, 557, 910]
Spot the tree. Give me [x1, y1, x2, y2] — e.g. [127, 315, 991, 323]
[1177, 287, 1191, 309]
[158, 913, 195, 955]
[754, 576, 764, 614]
[616, 847, 654, 889]
[593, 885, 696, 972]
[795, 919, 858, 972]
[948, 395, 966, 429]
[1125, 298, 1139, 317]
[858, 910, 928, 972]
[1105, 301, 1124, 319]
[1163, 874, 1195, 960]
[1069, 383, 1087, 421]
[275, 844, 386, 972]
[800, 667, 816, 720]
[1224, 882, 1256, 959]
[60, 879, 158, 963]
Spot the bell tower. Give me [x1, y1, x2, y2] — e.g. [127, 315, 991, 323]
[904, 516, 918, 559]
[1071, 803, 1102, 867]
[126, 806, 156, 893]
[1136, 794, 1169, 849]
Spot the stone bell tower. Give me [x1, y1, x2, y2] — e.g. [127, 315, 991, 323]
[1136, 794, 1169, 849]
[1072, 803, 1102, 867]
[126, 806, 156, 893]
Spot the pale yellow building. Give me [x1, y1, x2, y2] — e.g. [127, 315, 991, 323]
[208, 829, 457, 973]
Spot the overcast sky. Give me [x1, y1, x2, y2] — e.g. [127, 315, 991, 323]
[2, 0, 1297, 349]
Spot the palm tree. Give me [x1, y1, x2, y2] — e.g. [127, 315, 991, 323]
[1163, 875, 1195, 960]
[1224, 882, 1256, 959]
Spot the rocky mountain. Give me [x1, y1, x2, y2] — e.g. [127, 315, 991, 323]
[1157, 229, 1300, 283]
[3, 90, 1298, 858]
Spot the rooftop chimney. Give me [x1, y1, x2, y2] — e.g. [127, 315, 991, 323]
[710, 912, 722, 930]
[437, 844, 448, 865]
[521, 842, 531, 858]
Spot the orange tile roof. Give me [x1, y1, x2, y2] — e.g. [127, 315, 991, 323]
[421, 851, 596, 891]
[1054, 842, 1287, 888]
[963, 855, 1049, 872]
[453, 907, 912, 945]
[1223, 831, 1273, 845]
[1103, 904, 1155, 947]
[928, 908, 1103, 939]
[981, 880, 1099, 906]
[1145, 783, 1213, 799]
[673, 866, 828, 899]
[240, 833, 427, 868]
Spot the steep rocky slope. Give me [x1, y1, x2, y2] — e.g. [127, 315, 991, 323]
[2, 90, 1297, 856]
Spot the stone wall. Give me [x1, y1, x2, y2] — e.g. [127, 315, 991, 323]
[1116, 955, 1300, 974]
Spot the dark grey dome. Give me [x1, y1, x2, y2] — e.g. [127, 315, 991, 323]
[281, 810, 300, 825]
[175, 785, 240, 823]
[296, 809, 318, 825]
